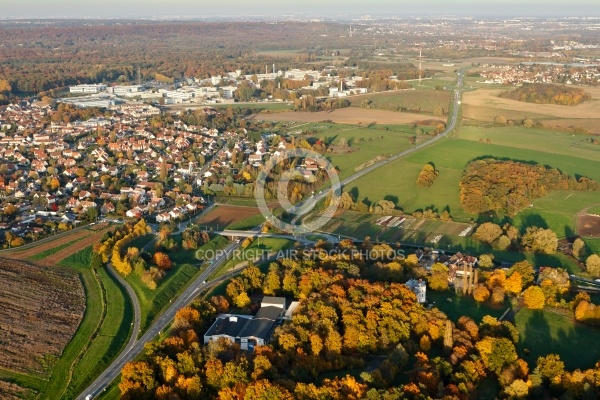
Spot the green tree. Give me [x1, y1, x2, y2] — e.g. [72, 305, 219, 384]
[536, 354, 565, 383]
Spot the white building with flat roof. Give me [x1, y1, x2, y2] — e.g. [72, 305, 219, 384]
[70, 84, 107, 93]
[406, 279, 427, 303]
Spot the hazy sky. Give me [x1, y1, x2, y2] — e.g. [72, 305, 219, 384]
[1, 0, 598, 18]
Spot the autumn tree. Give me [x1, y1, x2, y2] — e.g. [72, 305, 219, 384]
[537, 354, 565, 383]
[509, 260, 535, 287]
[473, 285, 491, 302]
[478, 254, 495, 269]
[504, 271, 523, 296]
[153, 252, 172, 270]
[572, 238, 585, 258]
[585, 254, 600, 277]
[521, 227, 558, 254]
[416, 163, 438, 187]
[523, 286, 545, 309]
[475, 223, 503, 245]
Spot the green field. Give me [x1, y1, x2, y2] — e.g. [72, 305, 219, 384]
[427, 290, 507, 323]
[325, 124, 416, 181]
[226, 214, 266, 230]
[347, 128, 600, 235]
[213, 102, 293, 112]
[348, 89, 451, 114]
[515, 308, 600, 371]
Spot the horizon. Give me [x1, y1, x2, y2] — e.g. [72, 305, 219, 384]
[1, 0, 599, 19]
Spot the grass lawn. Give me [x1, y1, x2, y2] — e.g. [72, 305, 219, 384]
[427, 290, 507, 323]
[213, 102, 293, 112]
[585, 238, 600, 255]
[209, 238, 295, 280]
[62, 265, 133, 399]
[226, 214, 266, 230]
[126, 263, 201, 333]
[127, 234, 154, 251]
[515, 308, 600, 371]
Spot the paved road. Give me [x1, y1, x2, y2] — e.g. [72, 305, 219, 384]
[78, 71, 465, 399]
[77, 227, 258, 400]
[292, 71, 464, 226]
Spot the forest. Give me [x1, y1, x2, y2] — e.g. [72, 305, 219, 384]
[0, 21, 419, 98]
[459, 158, 599, 216]
[117, 243, 600, 400]
[498, 83, 592, 106]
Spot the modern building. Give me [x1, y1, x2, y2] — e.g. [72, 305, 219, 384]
[406, 279, 427, 303]
[204, 296, 287, 351]
[69, 84, 107, 94]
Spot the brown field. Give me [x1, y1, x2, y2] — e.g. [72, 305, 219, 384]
[0, 258, 84, 377]
[578, 214, 600, 237]
[6, 229, 95, 260]
[254, 107, 433, 125]
[39, 227, 110, 265]
[462, 87, 600, 121]
[195, 205, 261, 229]
[0, 380, 35, 400]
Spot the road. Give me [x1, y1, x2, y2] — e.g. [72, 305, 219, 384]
[292, 70, 464, 225]
[78, 71, 465, 399]
[77, 227, 257, 400]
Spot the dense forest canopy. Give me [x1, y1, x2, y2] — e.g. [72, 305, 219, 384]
[459, 158, 599, 216]
[498, 83, 591, 106]
[0, 21, 418, 95]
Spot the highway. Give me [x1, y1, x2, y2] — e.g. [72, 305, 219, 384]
[78, 71, 464, 399]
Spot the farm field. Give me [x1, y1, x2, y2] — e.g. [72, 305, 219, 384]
[40, 227, 112, 265]
[462, 86, 600, 121]
[578, 213, 600, 238]
[0, 258, 84, 398]
[194, 205, 262, 230]
[347, 135, 600, 235]
[5, 228, 95, 260]
[347, 89, 451, 113]
[515, 308, 600, 371]
[255, 106, 437, 125]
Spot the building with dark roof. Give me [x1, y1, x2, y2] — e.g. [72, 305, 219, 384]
[203, 296, 286, 351]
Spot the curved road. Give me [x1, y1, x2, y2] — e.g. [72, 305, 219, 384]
[78, 71, 464, 399]
[77, 230, 254, 399]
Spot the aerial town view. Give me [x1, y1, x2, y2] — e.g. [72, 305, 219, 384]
[1, 0, 600, 399]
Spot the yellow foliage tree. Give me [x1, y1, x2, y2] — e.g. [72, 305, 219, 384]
[523, 286, 545, 309]
[504, 271, 523, 296]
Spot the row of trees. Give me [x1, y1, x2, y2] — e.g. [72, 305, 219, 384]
[95, 219, 151, 276]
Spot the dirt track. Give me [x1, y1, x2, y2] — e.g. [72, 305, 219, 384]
[578, 214, 600, 237]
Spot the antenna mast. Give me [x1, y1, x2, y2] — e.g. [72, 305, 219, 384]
[349, 24, 352, 38]
[137, 67, 141, 86]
